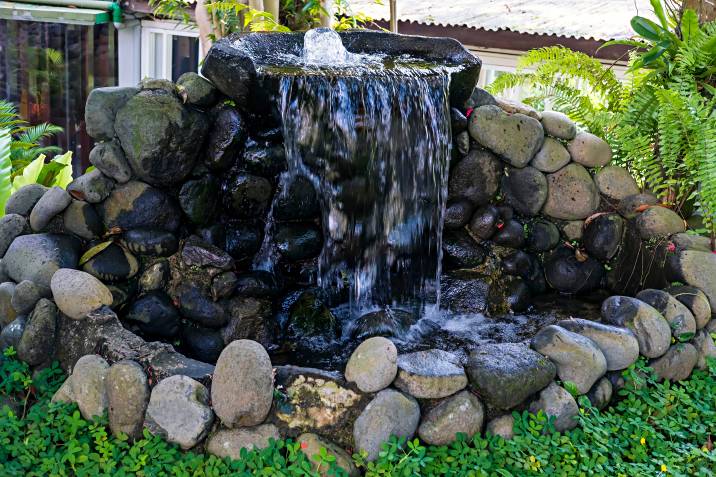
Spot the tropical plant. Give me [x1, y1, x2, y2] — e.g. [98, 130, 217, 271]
[0, 99, 63, 173]
[488, 0, 716, 245]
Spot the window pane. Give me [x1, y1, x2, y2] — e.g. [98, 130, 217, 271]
[171, 35, 199, 82]
[151, 32, 165, 79]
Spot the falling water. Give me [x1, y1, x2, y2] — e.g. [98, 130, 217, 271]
[276, 29, 452, 316]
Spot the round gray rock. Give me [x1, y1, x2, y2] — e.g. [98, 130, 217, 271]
[447, 149, 502, 206]
[649, 343, 698, 382]
[693, 330, 716, 370]
[667, 250, 716, 314]
[601, 296, 671, 358]
[106, 360, 149, 440]
[177, 72, 217, 107]
[353, 389, 420, 461]
[665, 286, 711, 330]
[98, 181, 181, 232]
[62, 200, 103, 241]
[16, 298, 56, 366]
[67, 169, 115, 204]
[5, 184, 48, 216]
[417, 390, 484, 445]
[85, 86, 138, 141]
[0, 214, 28, 257]
[69, 354, 110, 420]
[0, 316, 25, 351]
[486, 414, 514, 439]
[89, 140, 132, 183]
[635, 206, 685, 239]
[530, 137, 571, 173]
[617, 193, 658, 219]
[586, 377, 612, 410]
[29, 186, 72, 231]
[393, 349, 467, 399]
[12, 280, 42, 315]
[502, 166, 548, 216]
[344, 336, 397, 393]
[207, 424, 280, 459]
[0, 282, 16, 326]
[144, 375, 214, 450]
[567, 132, 612, 167]
[594, 166, 639, 201]
[636, 289, 696, 341]
[529, 382, 579, 432]
[542, 163, 599, 220]
[557, 318, 639, 371]
[211, 339, 273, 428]
[50, 268, 113, 320]
[562, 220, 584, 240]
[540, 111, 576, 140]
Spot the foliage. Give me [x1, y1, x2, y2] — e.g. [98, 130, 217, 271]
[2, 348, 716, 477]
[488, 1, 716, 239]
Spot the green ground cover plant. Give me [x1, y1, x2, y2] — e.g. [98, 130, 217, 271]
[1, 347, 715, 476]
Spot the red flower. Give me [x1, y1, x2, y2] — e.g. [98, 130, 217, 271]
[300, 441, 308, 449]
[496, 221, 504, 230]
[465, 107, 474, 118]
[667, 242, 676, 253]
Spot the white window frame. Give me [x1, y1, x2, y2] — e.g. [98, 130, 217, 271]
[139, 19, 203, 81]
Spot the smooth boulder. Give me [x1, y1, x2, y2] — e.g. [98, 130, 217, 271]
[557, 318, 639, 371]
[529, 382, 579, 432]
[393, 349, 467, 399]
[601, 296, 671, 358]
[417, 391, 484, 445]
[636, 289, 696, 341]
[567, 132, 612, 167]
[542, 164, 599, 220]
[207, 424, 280, 459]
[50, 268, 113, 320]
[4, 234, 81, 295]
[344, 337, 398, 393]
[106, 360, 149, 440]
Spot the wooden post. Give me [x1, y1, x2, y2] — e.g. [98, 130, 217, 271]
[390, 0, 398, 32]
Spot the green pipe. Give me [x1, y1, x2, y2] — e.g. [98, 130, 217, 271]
[22, 0, 122, 26]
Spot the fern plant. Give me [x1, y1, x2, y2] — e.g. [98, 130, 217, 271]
[489, 1, 716, 245]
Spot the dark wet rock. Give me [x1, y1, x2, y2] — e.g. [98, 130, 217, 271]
[542, 163, 599, 220]
[67, 169, 115, 204]
[138, 78, 177, 93]
[89, 140, 132, 183]
[5, 184, 47, 216]
[115, 89, 209, 186]
[444, 200, 473, 229]
[636, 288, 696, 341]
[531, 325, 607, 394]
[594, 166, 639, 201]
[418, 391, 484, 446]
[492, 219, 525, 248]
[29, 186, 72, 231]
[586, 377, 612, 410]
[224, 223, 262, 261]
[601, 296, 671, 358]
[11, 280, 41, 315]
[617, 192, 659, 219]
[0, 282, 17, 326]
[468, 204, 499, 240]
[394, 349, 467, 399]
[287, 290, 337, 339]
[181, 236, 234, 270]
[354, 389, 420, 461]
[440, 272, 489, 314]
[51, 269, 113, 320]
[0, 316, 25, 351]
[106, 360, 149, 440]
[451, 107, 468, 132]
[179, 177, 219, 226]
[448, 149, 502, 205]
[242, 141, 287, 177]
[635, 206, 685, 239]
[567, 131, 612, 167]
[455, 131, 470, 156]
[468, 105, 544, 168]
[208, 425, 281, 458]
[527, 220, 560, 252]
[665, 285, 711, 330]
[544, 246, 604, 294]
[139, 260, 169, 293]
[197, 224, 226, 248]
[176, 72, 217, 107]
[583, 213, 625, 261]
[124, 291, 180, 339]
[540, 111, 576, 140]
[4, 234, 81, 295]
[273, 176, 320, 221]
[206, 107, 247, 170]
[557, 318, 639, 371]
[345, 337, 398, 393]
[0, 214, 29, 256]
[63, 201, 103, 240]
[464, 87, 497, 110]
[502, 250, 531, 276]
[109, 281, 137, 309]
[666, 250, 716, 313]
[442, 229, 485, 270]
[649, 343, 698, 382]
[502, 166, 547, 216]
[211, 271, 237, 301]
[275, 223, 322, 262]
[85, 86, 138, 141]
[83, 243, 139, 282]
[352, 308, 414, 340]
[502, 276, 532, 312]
[530, 137, 571, 173]
[225, 173, 273, 218]
[234, 271, 280, 298]
[221, 296, 275, 348]
[177, 284, 227, 328]
[100, 181, 181, 232]
[121, 229, 178, 256]
[17, 298, 57, 366]
[182, 324, 224, 363]
[529, 382, 579, 432]
[466, 342, 556, 410]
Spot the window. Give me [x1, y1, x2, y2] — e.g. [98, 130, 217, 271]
[140, 20, 201, 81]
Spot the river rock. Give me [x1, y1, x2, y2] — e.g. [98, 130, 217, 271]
[0, 282, 16, 326]
[70, 354, 110, 420]
[4, 234, 81, 295]
[124, 291, 180, 338]
[67, 169, 115, 204]
[286, 290, 337, 339]
[594, 166, 639, 201]
[466, 342, 556, 410]
[464, 87, 497, 109]
[617, 192, 659, 219]
[586, 377, 612, 410]
[63, 201, 103, 240]
[298, 433, 359, 477]
[562, 220, 584, 241]
[211, 271, 237, 300]
[51, 268, 113, 320]
[179, 177, 219, 226]
[502, 166, 547, 216]
[527, 220, 560, 252]
[447, 149, 502, 206]
[29, 186, 72, 231]
[6, 184, 48, 216]
[567, 131, 611, 167]
[635, 206, 685, 239]
[242, 141, 287, 176]
[444, 200, 473, 229]
[275, 224, 322, 262]
[115, 89, 209, 186]
[177, 284, 227, 328]
[224, 223, 262, 260]
[225, 172, 273, 218]
[666, 250, 716, 313]
[455, 130, 470, 155]
[496, 98, 541, 119]
[557, 318, 639, 371]
[529, 382, 579, 432]
[11, 280, 40, 316]
[394, 349, 467, 399]
[530, 137, 571, 173]
[181, 236, 233, 270]
[544, 246, 604, 294]
[206, 106, 247, 170]
[486, 414, 514, 439]
[85, 86, 138, 141]
[353, 389, 420, 461]
[0, 214, 28, 256]
[670, 233, 713, 253]
[183, 324, 224, 363]
[540, 110, 576, 140]
[145, 375, 214, 450]
[693, 330, 716, 369]
[106, 360, 149, 440]
[665, 285, 711, 330]
[177, 72, 217, 107]
[221, 296, 274, 347]
[492, 219, 526, 248]
[468, 105, 544, 168]
[138, 261, 169, 293]
[542, 164, 599, 220]
[650, 343, 698, 381]
[82, 243, 139, 282]
[89, 140, 132, 183]
[16, 298, 57, 365]
[440, 272, 490, 314]
[273, 176, 320, 221]
[121, 229, 178, 256]
[583, 213, 625, 261]
[207, 424, 280, 459]
[234, 271, 280, 298]
[418, 390, 484, 445]
[0, 316, 25, 351]
[636, 289, 696, 341]
[601, 296, 671, 358]
[212, 339, 273, 428]
[467, 204, 498, 240]
[442, 229, 486, 270]
[99, 181, 181, 232]
[344, 337, 397, 393]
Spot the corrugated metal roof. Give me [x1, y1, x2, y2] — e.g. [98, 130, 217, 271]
[350, 0, 653, 41]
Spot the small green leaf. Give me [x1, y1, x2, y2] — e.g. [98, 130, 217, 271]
[680, 9, 700, 43]
[79, 240, 113, 266]
[631, 16, 666, 42]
